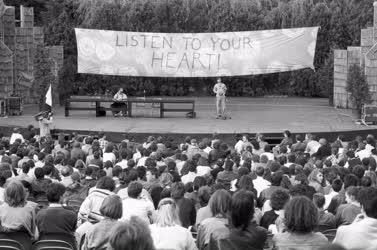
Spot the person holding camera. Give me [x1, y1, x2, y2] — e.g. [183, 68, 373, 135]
[38, 112, 53, 138]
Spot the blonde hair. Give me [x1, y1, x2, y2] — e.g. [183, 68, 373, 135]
[5, 181, 27, 207]
[154, 198, 181, 227]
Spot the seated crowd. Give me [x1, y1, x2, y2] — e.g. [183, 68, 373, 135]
[0, 128, 376, 250]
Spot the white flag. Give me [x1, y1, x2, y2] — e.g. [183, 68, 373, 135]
[45, 84, 52, 106]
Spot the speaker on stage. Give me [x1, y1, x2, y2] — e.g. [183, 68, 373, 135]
[96, 107, 106, 117]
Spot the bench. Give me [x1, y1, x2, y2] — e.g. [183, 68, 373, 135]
[65, 96, 195, 118]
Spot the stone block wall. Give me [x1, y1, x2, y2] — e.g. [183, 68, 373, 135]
[0, 4, 63, 104]
[333, 1, 377, 108]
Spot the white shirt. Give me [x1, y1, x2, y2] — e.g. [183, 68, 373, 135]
[0, 187, 4, 204]
[133, 151, 141, 162]
[137, 156, 148, 167]
[103, 152, 116, 163]
[333, 217, 377, 250]
[356, 149, 372, 160]
[204, 147, 212, 155]
[234, 140, 244, 154]
[114, 92, 127, 101]
[181, 172, 197, 185]
[121, 198, 154, 224]
[196, 166, 211, 176]
[9, 133, 24, 145]
[324, 190, 338, 210]
[253, 176, 271, 197]
[176, 161, 186, 175]
[150, 224, 197, 250]
[306, 140, 321, 155]
[116, 159, 128, 169]
[35, 161, 44, 168]
[260, 152, 274, 161]
[213, 82, 227, 97]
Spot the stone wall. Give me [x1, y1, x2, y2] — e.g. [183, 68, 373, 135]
[333, 1, 377, 108]
[0, 4, 63, 104]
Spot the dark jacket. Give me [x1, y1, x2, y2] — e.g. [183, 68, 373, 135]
[209, 223, 268, 250]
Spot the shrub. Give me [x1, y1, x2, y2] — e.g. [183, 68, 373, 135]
[346, 64, 372, 114]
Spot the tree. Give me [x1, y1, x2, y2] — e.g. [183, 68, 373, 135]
[34, 45, 56, 111]
[346, 64, 372, 114]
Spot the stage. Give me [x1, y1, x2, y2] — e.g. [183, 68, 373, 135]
[0, 97, 376, 142]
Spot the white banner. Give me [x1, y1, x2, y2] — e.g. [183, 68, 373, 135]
[76, 27, 319, 77]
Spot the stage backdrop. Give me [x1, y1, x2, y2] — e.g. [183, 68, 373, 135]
[75, 27, 319, 77]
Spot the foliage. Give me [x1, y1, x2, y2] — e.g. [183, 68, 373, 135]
[34, 45, 56, 110]
[36, 0, 376, 99]
[346, 64, 372, 113]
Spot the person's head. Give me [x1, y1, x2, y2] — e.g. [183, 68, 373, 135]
[319, 138, 327, 146]
[308, 169, 323, 184]
[96, 176, 115, 192]
[270, 189, 290, 211]
[256, 166, 264, 177]
[217, 78, 221, 83]
[271, 171, 283, 186]
[34, 167, 44, 180]
[112, 166, 122, 178]
[4, 181, 27, 207]
[284, 196, 318, 233]
[109, 217, 155, 250]
[192, 176, 206, 192]
[146, 167, 158, 182]
[208, 189, 232, 217]
[352, 165, 365, 180]
[46, 183, 66, 203]
[361, 176, 372, 187]
[22, 161, 30, 174]
[100, 195, 123, 219]
[269, 161, 281, 173]
[231, 190, 255, 230]
[127, 181, 143, 199]
[294, 173, 308, 185]
[284, 130, 291, 138]
[198, 186, 212, 206]
[331, 179, 343, 192]
[155, 198, 181, 227]
[295, 134, 303, 142]
[104, 144, 114, 153]
[312, 193, 326, 209]
[358, 187, 377, 219]
[170, 182, 185, 199]
[345, 186, 360, 204]
[237, 175, 255, 192]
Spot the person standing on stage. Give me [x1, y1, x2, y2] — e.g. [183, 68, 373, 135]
[213, 78, 227, 119]
[38, 112, 53, 138]
[111, 88, 128, 117]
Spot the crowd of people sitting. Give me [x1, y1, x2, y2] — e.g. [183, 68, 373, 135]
[0, 127, 376, 250]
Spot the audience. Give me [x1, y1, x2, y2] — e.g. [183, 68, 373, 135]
[0, 129, 376, 250]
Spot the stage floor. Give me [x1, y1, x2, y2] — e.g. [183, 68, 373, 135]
[0, 97, 374, 135]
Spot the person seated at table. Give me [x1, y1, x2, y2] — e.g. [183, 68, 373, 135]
[111, 88, 127, 117]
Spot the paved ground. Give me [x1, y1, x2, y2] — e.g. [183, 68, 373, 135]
[0, 97, 374, 134]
